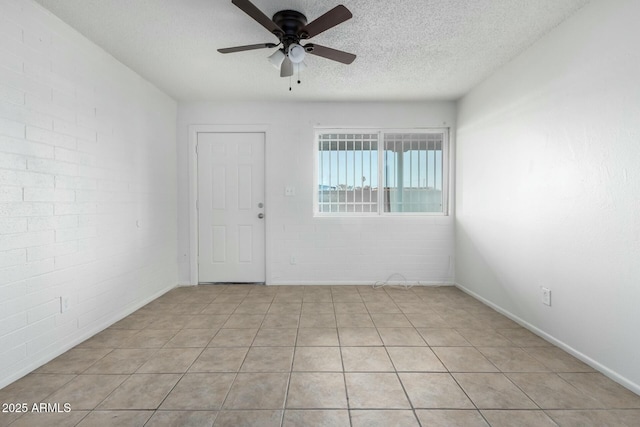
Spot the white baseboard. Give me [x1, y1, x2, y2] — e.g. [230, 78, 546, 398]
[455, 282, 640, 396]
[0, 283, 177, 390]
[266, 280, 456, 286]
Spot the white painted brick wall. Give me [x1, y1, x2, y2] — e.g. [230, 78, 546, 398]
[1, 134, 54, 158]
[0, 0, 178, 388]
[0, 116, 25, 138]
[178, 102, 456, 285]
[27, 125, 76, 149]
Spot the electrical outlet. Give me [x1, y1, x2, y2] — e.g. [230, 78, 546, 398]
[290, 255, 297, 265]
[285, 186, 296, 196]
[59, 296, 70, 313]
[541, 287, 551, 306]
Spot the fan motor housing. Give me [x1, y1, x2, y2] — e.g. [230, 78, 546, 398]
[272, 10, 308, 40]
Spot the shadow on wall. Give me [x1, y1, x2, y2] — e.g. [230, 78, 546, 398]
[455, 222, 536, 322]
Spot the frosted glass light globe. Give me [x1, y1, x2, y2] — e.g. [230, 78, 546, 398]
[288, 44, 306, 64]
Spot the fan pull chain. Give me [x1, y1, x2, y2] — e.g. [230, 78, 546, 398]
[288, 69, 301, 92]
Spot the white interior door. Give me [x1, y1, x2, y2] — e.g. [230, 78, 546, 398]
[197, 132, 265, 283]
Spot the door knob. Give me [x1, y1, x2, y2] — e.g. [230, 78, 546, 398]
[258, 213, 264, 219]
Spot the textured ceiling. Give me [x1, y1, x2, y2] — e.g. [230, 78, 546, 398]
[34, 0, 590, 102]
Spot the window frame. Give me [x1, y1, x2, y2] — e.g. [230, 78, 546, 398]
[313, 127, 449, 217]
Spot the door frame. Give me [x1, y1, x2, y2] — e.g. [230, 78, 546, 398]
[188, 124, 270, 286]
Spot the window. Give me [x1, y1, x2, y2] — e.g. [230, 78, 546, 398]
[315, 129, 448, 215]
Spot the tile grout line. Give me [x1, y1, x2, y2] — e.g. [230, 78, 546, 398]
[279, 290, 303, 427]
[202, 288, 259, 419]
[333, 289, 354, 427]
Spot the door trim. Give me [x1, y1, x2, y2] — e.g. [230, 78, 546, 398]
[188, 124, 270, 286]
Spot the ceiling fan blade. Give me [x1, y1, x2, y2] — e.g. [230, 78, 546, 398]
[280, 56, 293, 77]
[232, 0, 284, 36]
[300, 5, 352, 39]
[218, 43, 277, 54]
[305, 44, 356, 64]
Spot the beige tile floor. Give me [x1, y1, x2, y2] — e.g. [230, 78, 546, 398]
[1, 285, 640, 426]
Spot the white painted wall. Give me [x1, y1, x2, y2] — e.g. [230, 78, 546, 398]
[456, 0, 640, 392]
[178, 101, 456, 285]
[0, 0, 178, 388]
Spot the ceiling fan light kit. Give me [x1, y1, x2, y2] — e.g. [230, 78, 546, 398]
[218, 0, 356, 87]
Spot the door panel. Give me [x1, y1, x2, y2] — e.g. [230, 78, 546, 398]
[198, 132, 265, 283]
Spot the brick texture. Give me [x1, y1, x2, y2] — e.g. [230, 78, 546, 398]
[0, 0, 178, 388]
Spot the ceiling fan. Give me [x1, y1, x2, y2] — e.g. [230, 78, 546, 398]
[218, 0, 356, 78]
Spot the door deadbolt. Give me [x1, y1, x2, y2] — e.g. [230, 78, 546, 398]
[258, 202, 264, 208]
